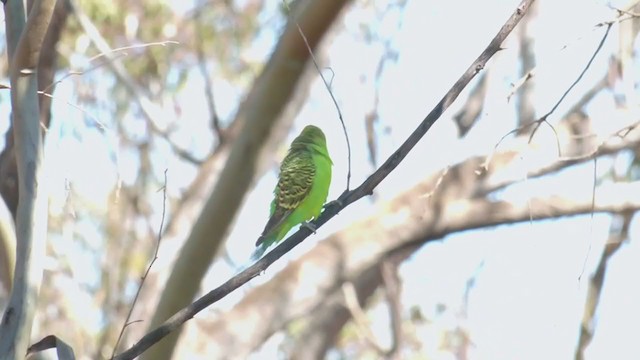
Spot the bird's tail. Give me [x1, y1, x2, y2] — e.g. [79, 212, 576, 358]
[250, 242, 268, 261]
[252, 231, 277, 261]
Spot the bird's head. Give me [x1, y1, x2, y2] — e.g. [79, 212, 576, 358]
[291, 125, 327, 150]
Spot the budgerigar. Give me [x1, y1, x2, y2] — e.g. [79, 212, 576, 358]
[253, 125, 332, 259]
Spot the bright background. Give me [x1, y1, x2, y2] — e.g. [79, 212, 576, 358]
[1, 0, 639, 359]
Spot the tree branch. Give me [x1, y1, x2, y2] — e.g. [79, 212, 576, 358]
[140, 169, 640, 358]
[0, 0, 57, 358]
[114, 2, 535, 358]
[478, 119, 640, 196]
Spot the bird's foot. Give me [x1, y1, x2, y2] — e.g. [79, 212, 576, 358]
[301, 221, 317, 234]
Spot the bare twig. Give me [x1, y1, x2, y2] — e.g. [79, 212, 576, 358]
[282, 0, 352, 190]
[421, 166, 451, 200]
[88, 41, 179, 63]
[478, 120, 640, 195]
[38, 91, 108, 130]
[485, 22, 613, 170]
[110, 170, 168, 359]
[562, 74, 609, 118]
[541, 24, 612, 121]
[607, 1, 640, 17]
[507, 8, 629, 103]
[507, 68, 535, 102]
[0, 81, 109, 131]
[113, 2, 535, 359]
[41, 40, 179, 96]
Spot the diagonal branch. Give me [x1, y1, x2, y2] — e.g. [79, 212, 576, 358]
[113, 1, 535, 359]
[128, 122, 640, 358]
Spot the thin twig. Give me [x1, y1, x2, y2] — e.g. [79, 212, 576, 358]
[485, 22, 613, 171]
[508, 9, 630, 102]
[37, 91, 108, 130]
[507, 68, 535, 102]
[282, 0, 352, 190]
[43, 40, 177, 96]
[41, 53, 126, 94]
[608, 3, 640, 17]
[41, 40, 178, 96]
[88, 41, 179, 63]
[421, 166, 450, 200]
[541, 23, 612, 120]
[113, 2, 534, 359]
[1, 81, 110, 130]
[110, 169, 168, 359]
[477, 120, 640, 196]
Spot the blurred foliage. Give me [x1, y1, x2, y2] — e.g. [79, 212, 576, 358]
[61, 0, 264, 121]
[26, 0, 272, 357]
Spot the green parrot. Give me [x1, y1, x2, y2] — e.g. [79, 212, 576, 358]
[253, 125, 333, 259]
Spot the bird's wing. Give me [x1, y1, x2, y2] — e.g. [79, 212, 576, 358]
[256, 151, 315, 246]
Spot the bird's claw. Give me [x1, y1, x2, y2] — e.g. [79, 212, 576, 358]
[301, 221, 317, 234]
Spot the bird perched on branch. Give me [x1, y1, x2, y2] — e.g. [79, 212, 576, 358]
[253, 125, 332, 259]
